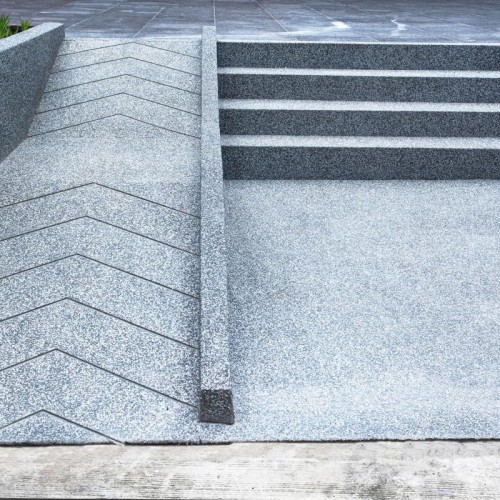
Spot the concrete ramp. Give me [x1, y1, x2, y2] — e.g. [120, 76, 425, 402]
[0, 38, 207, 444]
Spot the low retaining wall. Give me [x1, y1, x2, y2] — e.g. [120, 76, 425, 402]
[199, 26, 234, 424]
[0, 22, 64, 162]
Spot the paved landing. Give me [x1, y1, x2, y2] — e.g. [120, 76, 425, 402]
[0, 39, 206, 444]
[2, 0, 500, 42]
[222, 179, 500, 441]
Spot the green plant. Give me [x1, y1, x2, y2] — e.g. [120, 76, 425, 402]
[0, 15, 32, 38]
[0, 14, 12, 39]
[20, 19, 31, 31]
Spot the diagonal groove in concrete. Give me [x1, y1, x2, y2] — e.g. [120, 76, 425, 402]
[27, 113, 201, 139]
[0, 214, 200, 256]
[0, 256, 199, 346]
[43, 73, 201, 96]
[0, 182, 200, 218]
[0, 300, 200, 404]
[0, 249, 199, 300]
[0, 348, 201, 442]
[0, 348, 198, 408]
[52, 56, 201, 77]
[29, 94, 201, 137]
[0, 297, 198, 349]
[36, 92, 201, 117]
[45, 58, 201, 93]
[54, 43, 201, 73]
[0, 410, 122, 444]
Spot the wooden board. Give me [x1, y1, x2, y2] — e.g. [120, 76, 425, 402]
[0, 441, 499, 499]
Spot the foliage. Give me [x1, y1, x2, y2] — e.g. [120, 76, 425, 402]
[0, 15, 32, 39]
[0, 15, 12, 39]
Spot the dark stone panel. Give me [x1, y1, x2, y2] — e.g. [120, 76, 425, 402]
[222, 147, 500, 180]
[217, 42, 500, 70]
[218, 74, 500, 103]
[220, 109, 500, 137]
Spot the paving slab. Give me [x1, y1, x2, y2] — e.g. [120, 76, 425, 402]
[3, 0, 500, 42]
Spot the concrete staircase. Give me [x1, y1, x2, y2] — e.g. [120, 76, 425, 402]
[218, 43, 500, 179]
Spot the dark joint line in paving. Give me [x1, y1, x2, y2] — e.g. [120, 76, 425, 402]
[36, 92, 202, 117]
[0, 410, 124, 445]
[43, 74, 201, 96]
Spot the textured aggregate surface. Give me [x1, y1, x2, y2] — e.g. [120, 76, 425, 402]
[0, 38, 206, 444]
[221, 179, 500, 441]
[0, 23, 64, 161]
[199, 27, 233, 424]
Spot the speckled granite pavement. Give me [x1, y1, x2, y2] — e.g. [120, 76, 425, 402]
[1, 35, 499, 444]
[0, 39, 207, 444]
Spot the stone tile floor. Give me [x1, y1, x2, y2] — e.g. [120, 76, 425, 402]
[1, 0, 499, 42]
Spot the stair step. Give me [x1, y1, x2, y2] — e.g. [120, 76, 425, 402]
[218, 69, 500, 102]
[221, 135, 500, 180]
[221, 135, 500, 148]
[217, 42, 500, 71]
[219, 101, 500, 137]
[218, 68, 500, 77]
[219, 99, 500, 112]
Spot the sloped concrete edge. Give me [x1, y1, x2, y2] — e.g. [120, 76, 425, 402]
[199, 26, 234, 425]
[0, 22, 64, 162]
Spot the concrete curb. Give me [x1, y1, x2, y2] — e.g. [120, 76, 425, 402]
[0, 23, 64, 162]
[199, 26, 234, 425]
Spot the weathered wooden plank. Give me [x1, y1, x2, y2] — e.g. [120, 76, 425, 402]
[0, 442, 498, 499]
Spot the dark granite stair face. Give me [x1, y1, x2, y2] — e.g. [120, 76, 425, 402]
[218, 42, 500, 179]
[217, 42, 500, 70]
[220, 104, 500, 138]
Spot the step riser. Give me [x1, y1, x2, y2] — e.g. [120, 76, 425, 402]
[220, 110, 500, 137]
[222, 147, 500, 180]
[218, 74, 499, 102]
[217, 42, 500, 71]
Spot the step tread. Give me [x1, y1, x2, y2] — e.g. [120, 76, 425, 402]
[221, 135, 500, 149]
[219, 99, 500, 112]
[218, 67, 500, 78]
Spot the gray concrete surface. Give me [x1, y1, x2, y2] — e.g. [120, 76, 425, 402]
[0, 38, 206, 444]
[0, 442, 499, 499]
[0, 23, 64, 161]
[199, 26, 234, 424]
[221, 180, 500, 441]
[2, 0, 500, 42]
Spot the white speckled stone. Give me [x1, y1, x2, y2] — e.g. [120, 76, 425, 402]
[215, 179, 500, 441]
[1, 255, 199, 346]
[0, 39, 205, 444]
[0, 411, 112, 445]
[53, 42, 201, 75]
[38, 75, 200, 114]
[46, 57, 200, 93]
[0, 183, 200, 254]
[0, 350, 200, 443]
[30, 94, 200, 137]
[0, 299, 199, 404]
[0, 217, 199, 297]
[0, 115, 200, 214]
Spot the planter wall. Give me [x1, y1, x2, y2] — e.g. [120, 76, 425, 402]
[0, 23, 64, 162]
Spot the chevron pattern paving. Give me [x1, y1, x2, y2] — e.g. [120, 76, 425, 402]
[0, 39, 205, 443]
